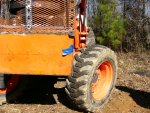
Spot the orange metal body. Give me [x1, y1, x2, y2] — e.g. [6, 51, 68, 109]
[74, 18, 80, 49]
[0, 34, 73, 76]
[0, 0, 88, 76]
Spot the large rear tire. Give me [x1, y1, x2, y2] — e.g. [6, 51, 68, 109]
[65, 45, 117, 112]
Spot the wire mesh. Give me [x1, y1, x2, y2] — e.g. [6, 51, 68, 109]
[0, 0, 75, 34]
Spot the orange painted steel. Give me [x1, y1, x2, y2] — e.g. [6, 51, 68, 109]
[74, 18, 80, 49]
[0, 34, 73, 76]
[92, 61, 113, 100]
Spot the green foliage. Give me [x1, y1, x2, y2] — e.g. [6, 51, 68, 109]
[91, 0, 126, 48]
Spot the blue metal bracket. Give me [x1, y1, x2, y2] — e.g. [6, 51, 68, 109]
[62, 45, 74, 56]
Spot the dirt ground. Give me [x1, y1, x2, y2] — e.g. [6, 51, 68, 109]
[0, 52, 150, 113]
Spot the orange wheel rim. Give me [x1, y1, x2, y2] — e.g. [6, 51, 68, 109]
[91, 61, 113, 100]
[0, 75, 20, 94]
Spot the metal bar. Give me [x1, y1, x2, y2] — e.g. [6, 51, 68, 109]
[1, 0, 10, 19]
[0, 0, 2, 17]
[26, 0, 32, 30]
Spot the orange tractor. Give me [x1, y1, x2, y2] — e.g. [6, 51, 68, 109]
[0, 0, 117, 112]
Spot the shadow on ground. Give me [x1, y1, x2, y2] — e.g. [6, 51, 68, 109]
[13, 76, 58, 105]
[116, 86, 150, 109]
[8, 76, 80, 111]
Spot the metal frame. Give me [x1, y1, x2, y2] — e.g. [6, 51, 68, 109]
[26, 0, 32, 30]
[0, 0, 75, 34]
[74, 0, 88, 50]
[1, 0, 10, 19]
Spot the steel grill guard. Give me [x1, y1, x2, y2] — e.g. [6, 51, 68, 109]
[0, 0, 75, 33]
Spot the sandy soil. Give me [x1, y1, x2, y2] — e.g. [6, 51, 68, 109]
[0, 52, 150, 113]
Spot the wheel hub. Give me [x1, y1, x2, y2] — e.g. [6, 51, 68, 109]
[91, 61, 113, 100]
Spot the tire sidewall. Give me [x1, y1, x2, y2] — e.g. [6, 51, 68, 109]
[87, 50, 117, 108]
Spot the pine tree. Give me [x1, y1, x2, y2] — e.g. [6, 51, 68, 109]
[91, 0, 126, 49]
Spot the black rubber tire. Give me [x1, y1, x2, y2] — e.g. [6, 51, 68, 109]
[1, 75, 29, 104]
[65, 45, 117, 112]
